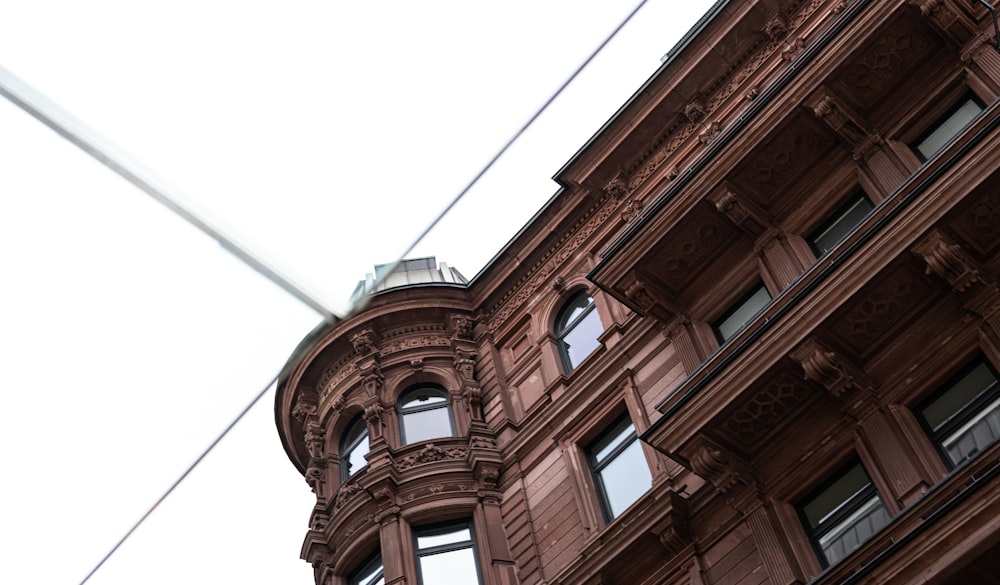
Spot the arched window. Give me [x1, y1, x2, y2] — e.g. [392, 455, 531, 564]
[340, 414, 370, 481]
[555, 292, 602, 372]
[349, 551, 384, 585]
[398, 385, 454, 445]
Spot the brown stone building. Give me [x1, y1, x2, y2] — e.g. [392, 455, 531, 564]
[275, 1, 1000, 584]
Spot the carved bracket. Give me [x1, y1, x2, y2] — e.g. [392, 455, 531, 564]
[912, 229, 983, 293]
[710, 186, 769, 236]
[350, 328, 379, 356]
[449, 314, 474, 340]
[604, 174, 630, 200]
[808, 88, 869, 148]
[790, 337, 873, 399]
[652, 490, 691, 556]
[686, 436, 748, 494]
[622, 275, 679, 323]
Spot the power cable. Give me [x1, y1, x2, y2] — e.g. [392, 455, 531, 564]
[52, 1, 656, 583]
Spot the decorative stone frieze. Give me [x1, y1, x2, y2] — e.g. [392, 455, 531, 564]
[396, 443, 469, 470]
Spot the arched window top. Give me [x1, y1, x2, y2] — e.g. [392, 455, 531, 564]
[555, 291, 602, 372]
[349, 551, 384, 585]
[398, 385, 454, 445]
[340, 414, 370, 481]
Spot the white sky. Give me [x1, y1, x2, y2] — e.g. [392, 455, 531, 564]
[0, 1, 716, 584]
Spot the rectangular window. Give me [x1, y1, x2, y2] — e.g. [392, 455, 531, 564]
[918, 357, 1000, 468]
[808, 192, 874, 256]
[415, 522, 481, 585]
[587, 416, 652, 520]
[913, 95, 984, 161]
[713, 283, 772, 343]
[798, 461, 890, 567]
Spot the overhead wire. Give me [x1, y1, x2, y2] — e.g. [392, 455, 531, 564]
[0, 1, 659, 583]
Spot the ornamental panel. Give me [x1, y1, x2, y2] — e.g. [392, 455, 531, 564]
[831, 14, 938, 111]
[828, 261, 940, 357]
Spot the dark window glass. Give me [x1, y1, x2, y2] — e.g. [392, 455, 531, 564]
[918, 357, 1000, 468]
[587, 416, 652, 520]
[415, 522, 481, 585]
[555, 292, 603, 372]
[913, 95, 984, 161]
[349, 552, 385, 585]
[808, 193, 874, 256]
[799, 461, 889, 567]
[713, 283, 772, 343]
[340, 415, 370, 481]
[399, 385, 453, 445]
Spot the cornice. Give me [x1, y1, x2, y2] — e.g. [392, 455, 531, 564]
[483, 193, 624, 336]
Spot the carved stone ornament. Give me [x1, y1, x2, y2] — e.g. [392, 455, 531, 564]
[624, 278, 655, 310]
[604, 175, 629, 200]
[698, 121, 722, 144]
[810, 90, 868, 146]
[470, 435, 497, 450]
[310, 510, 330, 532]
[333, 482, 366, 510]
[450, 314, 474, 340]
[853, 133, 886, 162]
[790, 338, 870, 399]
[689, 440, 744, 494]
[712, 188, 768, 236]
[913, 230, 982, 293]
[454, 351, 477, 383]
[780, 37, 806, 62]
[305, 421, 326, 460]
[362, 369, 384, 398]
[397, 443, 469, 470]
[654, 496, 691, 556]
[306, 464, 325, 492]
[764, 16, 788, 41]
[350, 329, 378, 355]
[363, 401, 384, 426]
[292, 393, 318, 423]
[478, 466, 500, 488]
[684, 99, 706, 123]
[463, 385, 483, 414]
[620, 198, 643, 222]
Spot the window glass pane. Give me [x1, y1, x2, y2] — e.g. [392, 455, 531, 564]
[598, 436, 652, 518]
[556, 294, 593, 332]
[418, 547, 479, 585]
[810, 195, 874, 256]
[342, 417, 370, 478]
[345, 436, 370, 478]
[715, 285, 771, 342]
[561, 306, 602, 369]
[915, 98, 983, 160]
[417, 527, 472, 549]
[351, 555, 384, 585]
[922, 361, 997, 431]
[592, 420, 634, 464]
[817, 495, 889, 566]
[941, 395, 1000, 466]
[402, 406, 452, 444]
[802, 463, 870, 529]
